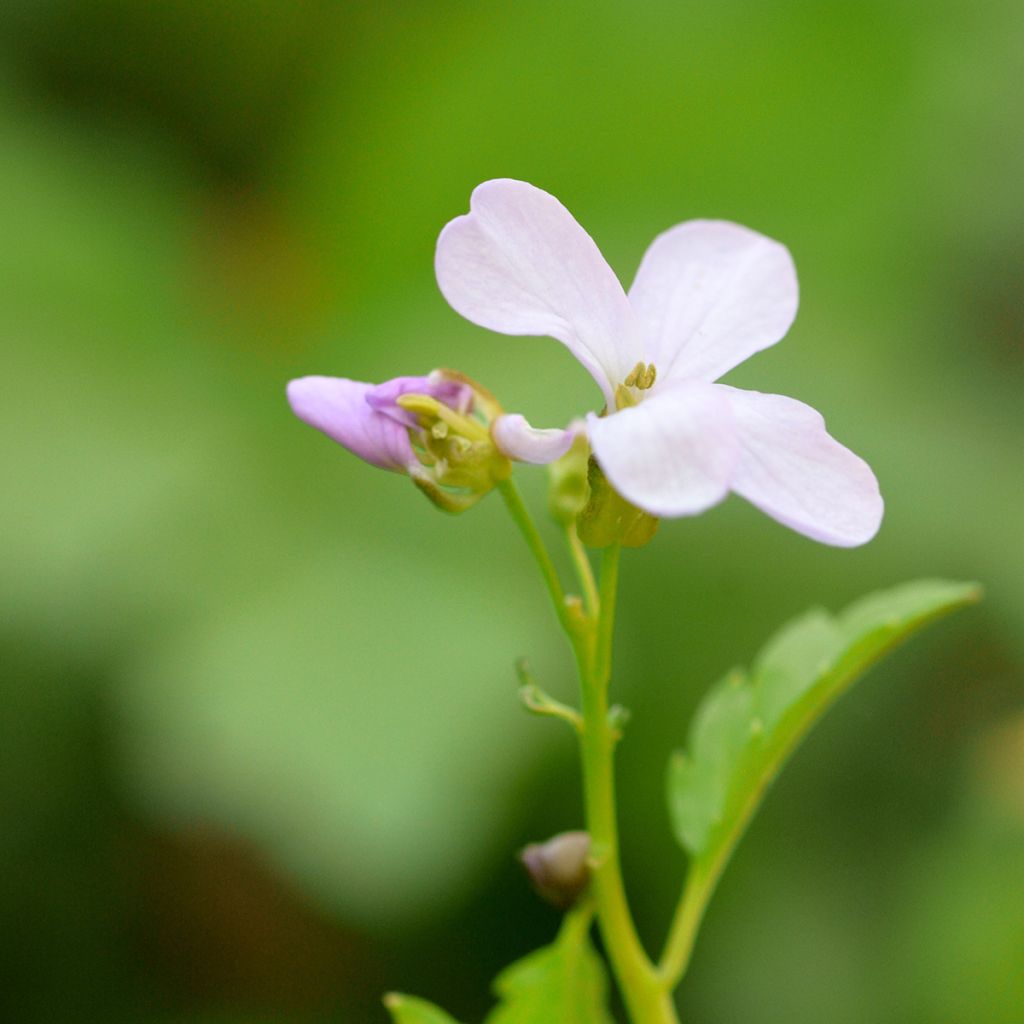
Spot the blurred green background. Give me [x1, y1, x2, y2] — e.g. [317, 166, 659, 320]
[2, 1, 1022, 1021]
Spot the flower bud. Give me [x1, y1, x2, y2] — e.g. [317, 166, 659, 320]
[287, 369, 511, 514]
[398, 370, 512, 513]
[519, 830, 591, 909]
[547, 433, 590, 525]
[577, 457, 659, 548]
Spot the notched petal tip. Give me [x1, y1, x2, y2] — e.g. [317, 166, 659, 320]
[435, 178, 638, 404]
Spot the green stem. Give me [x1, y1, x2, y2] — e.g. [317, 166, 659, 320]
[657, 859, 717, 990]
[498, 485, 678, 1022]
[498, 479, 574, 637]
[575, 545, 679, 1024]
[658, 730, 777, 989]
[566, 523, 600, 618]
[593, 544, 619, 688]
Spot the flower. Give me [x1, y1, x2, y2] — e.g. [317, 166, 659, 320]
[287, 370, 510, 511]
[435, 179, 883, 547]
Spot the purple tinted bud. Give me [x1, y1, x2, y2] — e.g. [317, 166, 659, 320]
[519, 831, 591, 909]
[286, 376, 416, 471]
[366, 373, 473, 428]
[287, 369, 509, 512]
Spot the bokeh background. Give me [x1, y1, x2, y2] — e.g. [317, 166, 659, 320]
[3, 1, 1023, 1021]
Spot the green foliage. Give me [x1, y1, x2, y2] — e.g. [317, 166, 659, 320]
[668, 580, 981, 860]
[485, 904, 614, 1024]
[385, 994, 462, 1024]
[385, 905, 614, 1024]
[2, 0, 1020, 1019]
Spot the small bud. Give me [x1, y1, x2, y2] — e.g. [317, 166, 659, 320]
[547, 432, 591, 525]
[519, 831, 591, 909]
[577, 457, 659, 548]
[607, 703, 631, 740]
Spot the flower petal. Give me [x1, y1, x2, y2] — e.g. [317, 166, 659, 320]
[366, 372, 473, 427]
[435, 179, 638, 403]
[287, 376, 414, 472]
[492, 414, 581, 464]
[628, 220, 798, 384]
[586, 380, 738, 517]
[718, 386, 883, 546]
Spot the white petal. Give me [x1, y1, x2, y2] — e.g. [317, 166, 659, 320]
[436, 179, 639, 403]
[628, 220, 798, 384]
[719, 386, 883, 546]
[587, 380, 738, 517]
[492, 414, 580, 464]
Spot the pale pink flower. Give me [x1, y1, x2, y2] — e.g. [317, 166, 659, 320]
[436, 179, 882, 546]
[287, 373, 472, 472]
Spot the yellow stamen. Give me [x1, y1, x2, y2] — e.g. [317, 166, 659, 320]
[623, 361, 645, 388]
[396, 393, 490, 442]
[614, 363, 658, 409]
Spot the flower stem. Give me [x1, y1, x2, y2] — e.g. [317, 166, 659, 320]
[498, 484, 678, 1022]
[497, 478, 575, 637]
[574, 545, 679, 1024]
[566, 523, 600, 617]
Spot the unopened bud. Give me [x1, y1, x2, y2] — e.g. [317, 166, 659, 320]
[398, 369, 512, 513]
[519, 831, 591, 909]
[547, 433, 590, 525]
[577, 457, 658, 548]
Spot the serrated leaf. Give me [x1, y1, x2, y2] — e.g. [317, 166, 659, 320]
[668, 580, 980, 861]
[384, 993, 462, 1024]
[485, 904, 615, 1024]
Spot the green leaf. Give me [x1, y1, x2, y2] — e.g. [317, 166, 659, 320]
[485, 904, 615, 1024]
[668, 579, 980, 861]
[384, 993, 462, 1024]
[384, 904, 613, 1024]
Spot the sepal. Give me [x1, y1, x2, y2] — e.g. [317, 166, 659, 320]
[399, 370, 513, 514]
[577, 456, 658, 548]
[547, 433, 590, 525]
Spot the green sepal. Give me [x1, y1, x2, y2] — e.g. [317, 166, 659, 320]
[547, 433, 590, 525]
[667, 579, 981, 859]
[410, 472, 484, 515]
[577, 457, 658, 548]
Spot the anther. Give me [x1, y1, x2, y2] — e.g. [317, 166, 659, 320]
[623, 361, 645, 388]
